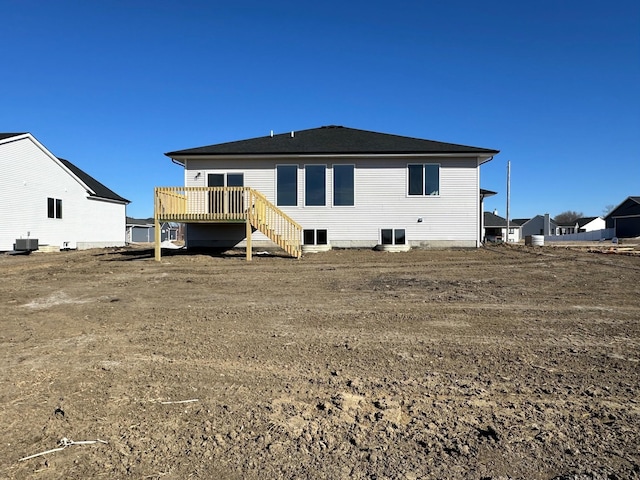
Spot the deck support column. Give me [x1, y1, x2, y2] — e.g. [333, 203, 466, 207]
[154, 217, 161, 261]
[246, 215, 252, 261]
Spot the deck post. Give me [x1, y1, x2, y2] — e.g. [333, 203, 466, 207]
[246, 215, 252, 261]
[154, 216, 161, 261]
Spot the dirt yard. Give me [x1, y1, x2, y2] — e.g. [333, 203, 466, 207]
[1, 244, 638, 479]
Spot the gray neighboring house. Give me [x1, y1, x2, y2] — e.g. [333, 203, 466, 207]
[605, 196, 640, 238]
[513, 214, 558, 237]
[126, 218, 179, 243]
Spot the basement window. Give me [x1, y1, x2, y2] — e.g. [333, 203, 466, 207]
[303, 229, 328, 245]
[48, 198, 62, 219]
[381, 228, 405, 245]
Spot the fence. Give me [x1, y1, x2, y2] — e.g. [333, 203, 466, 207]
[544, 228, 614, 242]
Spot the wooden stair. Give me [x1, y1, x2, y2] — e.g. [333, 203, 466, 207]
[248, 190, 302, 258]
[154, 186, 302, 260]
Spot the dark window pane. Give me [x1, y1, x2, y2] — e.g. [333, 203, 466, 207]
[47, 198, 55, 218]
[408, 164, 423, 195]
[277, 165, 297, 206]
[333, 165, 354, 206]
[227, 173, 243, 187]
[55, 199, 62, 219]
[317, 230, 327, 245]
[226, 174, 244, 214]
[425, 164, 439, 195]
[381, 229, 393, 245]
[207, 174, 224, 187]
[303, 229, 315, 245]
[305, 165, 326, 206]
[394, 229, 405, 245]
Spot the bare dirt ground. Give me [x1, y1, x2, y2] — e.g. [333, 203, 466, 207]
[1, 244, 639, 479]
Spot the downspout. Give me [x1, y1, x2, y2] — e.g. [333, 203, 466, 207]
[479, 155, 495, 246]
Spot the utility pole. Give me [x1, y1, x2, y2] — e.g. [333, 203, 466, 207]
[506, 161, 511, 243]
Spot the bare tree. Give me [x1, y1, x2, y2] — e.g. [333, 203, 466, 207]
[554, 210, 583, 224]
[602, 204, 615, 217]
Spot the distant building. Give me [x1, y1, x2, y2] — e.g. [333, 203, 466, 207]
[605, 196, 640, 238]
[513, 214, 557, 237]
[483, 211, 521, 243]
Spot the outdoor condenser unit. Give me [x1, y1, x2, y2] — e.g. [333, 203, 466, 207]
[15, 238, 39, 251]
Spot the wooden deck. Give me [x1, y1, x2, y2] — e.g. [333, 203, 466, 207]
[154, 187, 302, 261]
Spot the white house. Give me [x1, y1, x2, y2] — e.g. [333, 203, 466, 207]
[0, 133, 129, 251]
[483, 211, 521, 243]
[156, 126, 499, 258]
[575, 216, 605, 233]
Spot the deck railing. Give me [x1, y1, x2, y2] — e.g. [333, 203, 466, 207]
[154, 186, 302, 258]
[155, 186, 249, 222]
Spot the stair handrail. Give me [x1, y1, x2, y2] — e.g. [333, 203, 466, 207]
[249, 190, 302, 258]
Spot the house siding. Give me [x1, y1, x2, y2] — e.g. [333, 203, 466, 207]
[183, 155, 481, 248]
[0, 135, 127, 251]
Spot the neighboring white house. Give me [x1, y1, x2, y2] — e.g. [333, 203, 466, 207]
[0, 133, 129, 251]
[483, 211, 521, 243]
[575, 216, 605, 233]
[162, 126, 499, 252]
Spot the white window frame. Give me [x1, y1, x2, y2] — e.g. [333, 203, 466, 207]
[407, 163, 440, 197]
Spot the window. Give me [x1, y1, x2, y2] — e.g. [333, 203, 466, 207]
[408, 164, 439, 196]
[48, 198, 62, 219]
[333, 164, 354, 206]
[381, 228, 406, 245]
[303, 229, 328, 245]
[277, 165, 297, 206]
[305, 165, 326, 206]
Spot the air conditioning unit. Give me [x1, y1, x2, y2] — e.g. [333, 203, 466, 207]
[15, 238, 39, 251]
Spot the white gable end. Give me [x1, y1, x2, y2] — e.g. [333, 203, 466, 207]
[0, 134, 127, 251]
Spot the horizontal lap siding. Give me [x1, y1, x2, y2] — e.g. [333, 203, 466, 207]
[291, 158, 478, 243]
[1, 138, 86, 250]
[184, 156, 480, 246]
[0, 137, 126, 251]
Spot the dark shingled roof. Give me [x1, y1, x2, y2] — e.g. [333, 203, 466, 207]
[484, 212, 507, 227]
[2, 133, 128, 204]
[0, 133, 26, 141]
[607, 196, 640, 218]
[58, 158, 129, 204]
[576, 217, 599, 228]
[480, 189, 497, 197]
[166, 126, 500, 157]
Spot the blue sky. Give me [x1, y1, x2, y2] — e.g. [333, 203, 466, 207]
[2, 0, 638, 219]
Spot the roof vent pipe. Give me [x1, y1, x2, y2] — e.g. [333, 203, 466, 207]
[270, 130, 273, 137]
[291, 131, 295, 138]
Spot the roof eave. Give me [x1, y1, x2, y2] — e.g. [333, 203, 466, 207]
[167, 151, 499, 162]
